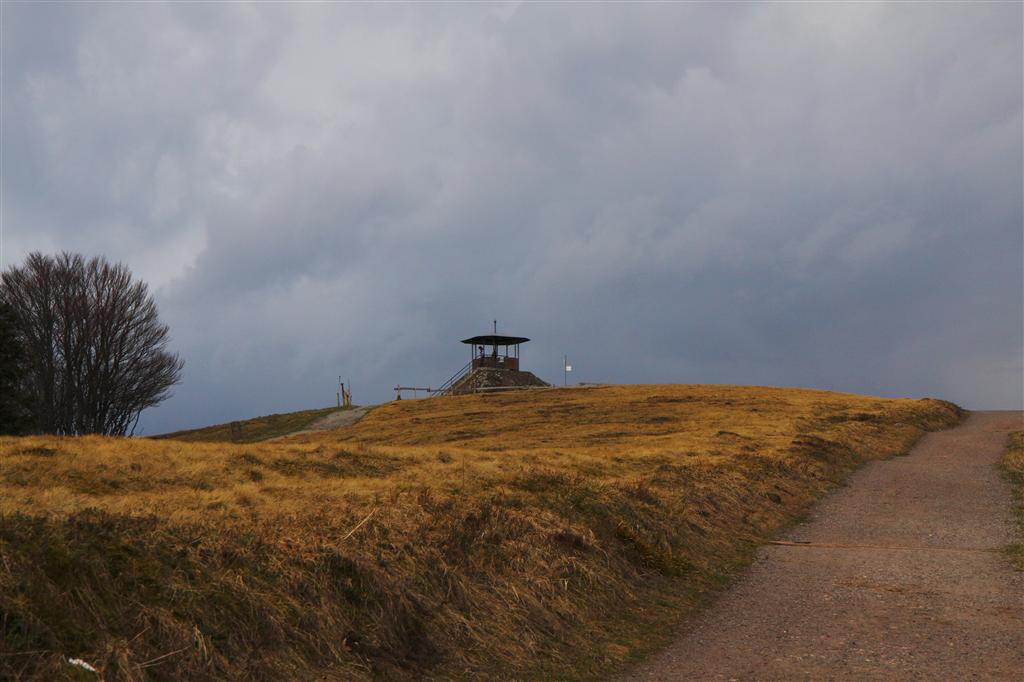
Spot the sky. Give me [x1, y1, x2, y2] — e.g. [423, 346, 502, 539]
[1, 1, 1021, 434]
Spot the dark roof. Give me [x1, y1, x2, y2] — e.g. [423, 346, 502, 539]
[461, 334, 530, 346]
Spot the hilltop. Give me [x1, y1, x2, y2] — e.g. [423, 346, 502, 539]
[153, 405, 355, 443]
[0, 385, 962, 680]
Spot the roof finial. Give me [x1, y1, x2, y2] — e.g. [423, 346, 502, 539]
[494, 319, 497, 334]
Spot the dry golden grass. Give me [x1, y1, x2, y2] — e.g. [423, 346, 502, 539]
[1002, 431, 1024, 570]
[0, 384, 962, 680]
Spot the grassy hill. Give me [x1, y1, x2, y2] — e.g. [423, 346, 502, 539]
[0, 385, 962, 680]
[153, 405, 350, 443]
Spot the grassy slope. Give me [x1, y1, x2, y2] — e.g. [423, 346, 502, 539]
[0, 385, 962, 680]
[1001, 431, 1024, 570]
[152, 406, 349, 443]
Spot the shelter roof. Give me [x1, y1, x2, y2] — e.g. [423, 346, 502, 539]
[461, 334, 530, 346]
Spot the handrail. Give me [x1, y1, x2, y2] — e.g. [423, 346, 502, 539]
[430, 360, 473, 397]
[395, 385, 433, 400]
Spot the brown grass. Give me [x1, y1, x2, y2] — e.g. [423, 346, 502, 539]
[0, 384, 962, 680]
[152, 406, 349, 443]
[1001, 431, 1024, 570]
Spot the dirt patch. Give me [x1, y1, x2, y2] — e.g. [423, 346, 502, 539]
[266, 406, 372, 440]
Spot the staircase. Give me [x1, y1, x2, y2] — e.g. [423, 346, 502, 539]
[430, 361, 473, 397]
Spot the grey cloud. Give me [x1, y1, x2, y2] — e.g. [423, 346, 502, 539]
[2, 2, 1020, 434]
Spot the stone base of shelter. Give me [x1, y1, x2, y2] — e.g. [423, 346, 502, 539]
[449, 367, 549, 395]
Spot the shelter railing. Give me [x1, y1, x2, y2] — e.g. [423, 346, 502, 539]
[430, 360, 473, 397]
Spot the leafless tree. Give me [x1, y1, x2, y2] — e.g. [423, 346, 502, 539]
[1, 252, 184, 436]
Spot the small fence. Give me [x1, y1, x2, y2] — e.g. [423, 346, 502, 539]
[393, 385, 433, 400]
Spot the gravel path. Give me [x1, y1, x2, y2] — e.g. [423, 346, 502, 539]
[626, 410, 1023, 681]
[265, 406, 372, 441]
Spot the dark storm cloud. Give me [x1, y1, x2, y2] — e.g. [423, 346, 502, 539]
[2, 2, 1020, 433]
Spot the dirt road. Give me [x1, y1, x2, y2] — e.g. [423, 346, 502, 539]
[265, 406, 372, 441]
[626, 410, 1023, 681]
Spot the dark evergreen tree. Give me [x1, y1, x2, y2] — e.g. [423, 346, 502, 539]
[0, 298, 33, 434]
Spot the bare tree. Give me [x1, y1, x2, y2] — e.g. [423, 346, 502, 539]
[1, 253, 184, 436]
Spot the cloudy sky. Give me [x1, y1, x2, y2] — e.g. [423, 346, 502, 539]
[2, 2, 1021, 434]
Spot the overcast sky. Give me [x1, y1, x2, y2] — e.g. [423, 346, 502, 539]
[2, 2, 1021, 434]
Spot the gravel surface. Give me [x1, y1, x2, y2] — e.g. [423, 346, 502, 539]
[265, 406, 372, 440]
[625, 410, 1024, 681]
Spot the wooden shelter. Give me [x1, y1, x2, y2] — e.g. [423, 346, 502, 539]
[421, 322, 548, 397]
[461, 333, 530, 372]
